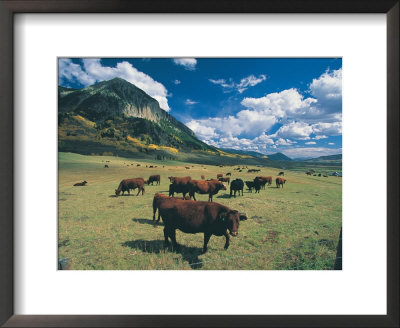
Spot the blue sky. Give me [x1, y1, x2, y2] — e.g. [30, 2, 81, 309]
[59, 58, 342, 159]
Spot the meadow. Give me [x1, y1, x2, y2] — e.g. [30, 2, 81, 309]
[58, 152, 342, 270]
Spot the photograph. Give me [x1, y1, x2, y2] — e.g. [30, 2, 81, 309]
[58, 57, 342, 270]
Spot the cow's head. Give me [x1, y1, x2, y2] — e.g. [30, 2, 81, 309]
[219, 210, 240, 236]
[217, 182, 227, 191]
[144, 179, 149, 185]
[115, 189, 121, 196]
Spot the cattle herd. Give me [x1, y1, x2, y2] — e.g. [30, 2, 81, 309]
[73, 168, 288, 253]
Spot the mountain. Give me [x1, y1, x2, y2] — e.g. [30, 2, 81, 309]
[267, 152, 292, 161]
[58, 78, 218, 158]
[303, 154, 342, 163]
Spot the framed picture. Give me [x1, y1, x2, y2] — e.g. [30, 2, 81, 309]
[0, 0, 398, 327]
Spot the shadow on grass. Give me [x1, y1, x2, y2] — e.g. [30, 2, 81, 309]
[109, 194, 141, 198]
[216, 194, 231, 199]
[131, 217, 164, 227]
[122, 239, 203, 269]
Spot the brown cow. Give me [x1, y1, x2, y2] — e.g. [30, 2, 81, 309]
[188, 179, 226, 201]
[168, 176, 192, 199]
[276, 177, 286, 188]
[254, 176, 272, 189]
[168, 176, 191, 184]
[147, 174, 160, 185]
[216, 173, 223, 179]
[73, 181, 87, 186]
[201, 175, 205, 180]
[115, 178, 145, 196]
[226, 172, 231, 176]
[158, 200, 247, 252]
[218, 177, 230, 185]
[152, 193, 190, 226]
[104, 165, 109, 168]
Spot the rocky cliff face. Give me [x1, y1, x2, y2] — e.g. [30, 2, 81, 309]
[58, 78, 194, 137]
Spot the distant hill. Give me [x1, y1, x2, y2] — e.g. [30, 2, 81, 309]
[58, 78, 219, 158]
[304, 154, 342, 163]
[267, 152, 292, 161]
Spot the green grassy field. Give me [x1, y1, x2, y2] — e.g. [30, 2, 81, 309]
[58, 152, 342, 270]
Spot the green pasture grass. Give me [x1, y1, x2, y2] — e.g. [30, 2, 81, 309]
[58, 152, 342, 270]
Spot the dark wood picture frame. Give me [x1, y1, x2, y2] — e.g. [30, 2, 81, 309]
[0, 1, 398, 327]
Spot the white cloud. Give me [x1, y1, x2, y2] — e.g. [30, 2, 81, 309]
[312, 122, 342, 136]
[59, 59, 171, 111]
[173, 80, 181, 85]
[309, 68, 342, 113]
[173, 58, 197, 70]
[275, 138, 297, 146]
[185, 99, 198, 105]
[210, 74, 266, 93]
[186, 120, 219, 140]
[59, 58, 96, 86]
[328, 142, 335, 145]
[313, 135, 328, 140]
[241, 88, 317, 119]
[305, 141, 316, 145]
[274, 121, 313, 140]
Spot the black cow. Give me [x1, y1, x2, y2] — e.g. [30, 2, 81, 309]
[230, 179, 244, 197]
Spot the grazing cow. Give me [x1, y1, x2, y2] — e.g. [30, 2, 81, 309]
[147, 175, 161, 185]
[318, 173, 321, 177]
[217, 173, 223, 179]
[188, 180, 226, 202]
[254, 176, 272, 189]
[218, 177, 230, 185]
[201, 175, 205, 180]
[152, 193, 190, 225]
[226, 172, 231, 176]
[278, 171, 284, 176]
[185, 167, 190, 169]
[149, 165, 154, 168]
[230, 179, 244, 197]
[276, 177, 286, 188]
[137, 164, 141, 167]
[104, 165, 109, 168]
[306, 171, 312, 175]
[159, 200, 247, 252]
[73, 181, 87, 186]
[115, 178, 145, 196]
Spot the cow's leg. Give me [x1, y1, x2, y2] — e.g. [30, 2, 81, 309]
[142, 187, 145, 195]
[229, 190, 232, 198]
[169, 229, 179, 251]
[208, 193, 212, 202]
[163, 227, 169, 247]
[224, 231, 230, 250]
[203, 233, 211, 253]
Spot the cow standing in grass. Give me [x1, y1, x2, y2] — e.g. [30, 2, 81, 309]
[147, 174, 160, 185]
[168, 176, 192, 199]
[115, 178, 145, 196]
[158, 199, 247, 253]
[188, 180, 226, 202]
[276, 177, 286, 188]
[230, 179, 244, 197]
